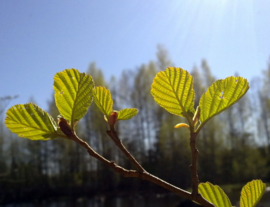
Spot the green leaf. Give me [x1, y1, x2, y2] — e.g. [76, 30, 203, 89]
[199, 182, 232, 207]
[53, 69, 94, 128]
[199, 76, 249, 124]
[240, 180, 266, 207]
[5, 103, 59, 140]
[93, 86, 113, 117]
[118, 108, 138, 120]
[151, 67, 195, 119]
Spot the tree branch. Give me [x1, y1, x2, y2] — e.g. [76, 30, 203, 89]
[71, 133, 111, 166]
[188, 132, 214, 207]
[106, 129, 145, 172]
[190, 132, 200, 196]
[70, 133, 215, 207]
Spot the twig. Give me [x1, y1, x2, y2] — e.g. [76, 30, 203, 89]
[106, 129, 145, 172]
[71, 133, 111, 166]
[70, 133, 215, 207]
[190, 132, 200, 196]
[188, 132, 214, 207]
[71, 133, 190, 197]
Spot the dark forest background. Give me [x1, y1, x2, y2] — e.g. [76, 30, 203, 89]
[0, 46, 270, 204]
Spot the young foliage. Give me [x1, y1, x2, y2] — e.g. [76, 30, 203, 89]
[150, 67, 264, 206]
[199, 76, 249, 125]
[93, 86, 138, 121]
[198, 182, 232, 207]
[54, 69, 94, 128]
[4, 67, 266, 207]
[240, 180, 266, 207]
[117, 108, 138, 120]
[5, 103, 60, 140]
[151, 67, 195, 121]
[92, 86, 113, 117]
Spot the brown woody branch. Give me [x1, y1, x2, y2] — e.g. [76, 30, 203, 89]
[69, 132, 215, 207]
[106, 129, 145, 172]
[190, 132, 200, 196]
[187, 132, 214, 206]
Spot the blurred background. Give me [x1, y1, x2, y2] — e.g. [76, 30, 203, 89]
[1, 1, 270, 206]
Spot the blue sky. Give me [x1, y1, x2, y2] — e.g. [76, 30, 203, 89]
[1, 0, 270, 112]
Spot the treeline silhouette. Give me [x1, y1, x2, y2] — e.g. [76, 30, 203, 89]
[0, 46, 269, 204]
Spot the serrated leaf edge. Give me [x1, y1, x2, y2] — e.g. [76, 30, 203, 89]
[240, 180, 266, 207]
[5, 103, 64, 140]
[53, 69, 94, 128]
[199, 182, 232, 207]
[198, 77, 249, 131]
[92, 86, 113, 117]
[151, 67, 195, 125]
[117, 108, 138, 120]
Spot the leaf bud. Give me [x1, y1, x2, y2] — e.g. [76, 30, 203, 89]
[174, 123, 189, 129]
[193, 106, 200, 126]
[108, 111, 118, 127]
[58, 117, 74, 137]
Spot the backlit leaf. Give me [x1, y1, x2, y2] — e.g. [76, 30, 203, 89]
[53, 69, 94, 128]
[93, 86, 113, 117]
[199, 76, 249, 124]
[151, 67, 195, 119]
[118, 108, 138, 120]
[5, 103, 60, 140]
[199, 182, 232, 207]
[240, 180, 266, 207]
